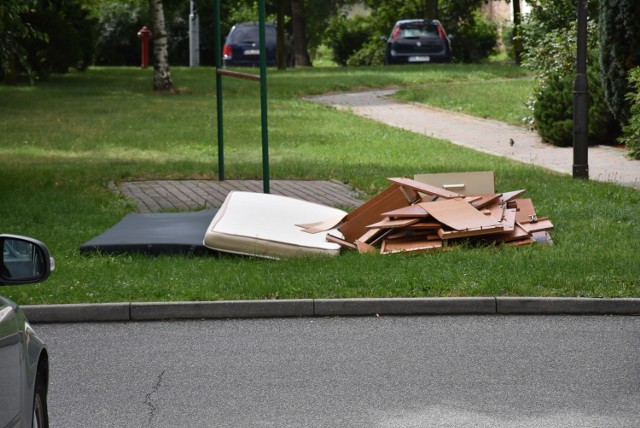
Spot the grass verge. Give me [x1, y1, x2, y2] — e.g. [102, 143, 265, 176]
[1, 64, 638, 304]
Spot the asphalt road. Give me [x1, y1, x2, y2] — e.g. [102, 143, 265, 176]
[36, 315, 640, 428]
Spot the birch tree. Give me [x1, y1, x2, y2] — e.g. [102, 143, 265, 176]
[149, 0, 174, 91]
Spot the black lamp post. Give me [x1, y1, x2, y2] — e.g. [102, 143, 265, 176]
[573, 0, 589, 179]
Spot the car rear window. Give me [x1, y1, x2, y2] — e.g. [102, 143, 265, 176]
[229, 25, 276, 43]
[398, 22, 438, 38]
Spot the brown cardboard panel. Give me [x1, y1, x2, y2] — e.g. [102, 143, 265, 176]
[380, 237, 443, 254]
[387, 177, 461, 199]
[419, 199, 502, 230]
[414, 171, 495, 195]
[380, 204, 430, 218]
[339, 184, 409, 242]
[514, 198, 537, 223]
[367, 217, 421, 229]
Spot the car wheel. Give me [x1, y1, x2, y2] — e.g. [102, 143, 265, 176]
[32, 377, 49, 428]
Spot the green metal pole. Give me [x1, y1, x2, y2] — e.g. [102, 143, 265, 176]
[573, 0, 588, 179]
[214, 0, 224, 181]
[258, 0, 270, 193]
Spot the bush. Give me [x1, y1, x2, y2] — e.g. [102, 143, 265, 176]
[599, 0, 640, 126]
[94, 2, 145, 66]
[346, 38, 385, 66]
[21, 2, 95, 77]
[450, 13, 498, 63]
[324, 14, 372, 66]
[533, 59, 617, 147]
[619, 67, 640, 159]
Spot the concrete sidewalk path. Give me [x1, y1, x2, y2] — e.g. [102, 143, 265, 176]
[308, 90, 640, 190]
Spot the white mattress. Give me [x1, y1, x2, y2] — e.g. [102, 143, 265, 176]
[203, 191, 348, 259]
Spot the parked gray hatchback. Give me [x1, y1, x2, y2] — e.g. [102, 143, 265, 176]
[0, 234, 54, 428]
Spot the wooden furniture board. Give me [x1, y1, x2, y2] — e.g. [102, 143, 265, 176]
[414, 171, 495, 195]
[367, 217, 421, 229]
[387, 177, 461, 199]
[418, 199, 502, 231]
[339, 184, 409, 242]
[513, 198, 537, 223]
[380, 204, 430, 218]
[469, 194, 503, 209]
[500, 189, 527, 203]
[298, 214, 346, 234]
[380, 236, 443, 254]
[517, 218, 554, 233]
[437, 225, 504, 240]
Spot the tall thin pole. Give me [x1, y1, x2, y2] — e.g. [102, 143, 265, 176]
[258, 0, 270, 193]
[573, 0, 589, 179]
[214, 0, 224, 181]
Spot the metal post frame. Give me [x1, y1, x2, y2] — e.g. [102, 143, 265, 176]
[213, 0, 270, 193]
[258, 0, 270, 193]
[214, 0, 224, 181]
[573, 0, 589, 179]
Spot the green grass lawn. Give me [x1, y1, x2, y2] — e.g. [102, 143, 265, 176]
[1, 64, 638, 305]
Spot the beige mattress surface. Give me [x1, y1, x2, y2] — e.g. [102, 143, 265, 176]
[203, 191, 348, 259]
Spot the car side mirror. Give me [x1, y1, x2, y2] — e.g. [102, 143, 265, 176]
[380, 36, 388, 42]
[0, 235, 54, 286]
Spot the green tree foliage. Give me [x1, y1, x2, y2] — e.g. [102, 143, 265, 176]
[0, 0, 46, 82]
[448, 11, 497, 63]
[1, 0, 94, 81]
[598, 0, 640, 126]
[522, 0, 618, 146]
[93, 1, 145, 66]
[619, 67, 640, 159]
[325, 0, 494, 66]
[533, 55, 616, 146]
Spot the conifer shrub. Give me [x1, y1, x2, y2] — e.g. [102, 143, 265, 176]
[619, 68, 640, 159]
[533, 59, 617, 147]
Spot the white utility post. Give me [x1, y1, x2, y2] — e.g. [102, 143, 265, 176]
[189, 1, 200, 66]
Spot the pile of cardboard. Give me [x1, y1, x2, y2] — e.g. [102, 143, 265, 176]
[301, 172, 553, 255]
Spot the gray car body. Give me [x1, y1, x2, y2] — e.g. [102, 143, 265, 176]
[0, 296, 48, 428]
[0, 234, 52, 428]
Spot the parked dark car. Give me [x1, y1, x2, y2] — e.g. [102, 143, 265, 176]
[223, 22, 290, 67]
[383, 19, 452, 64]
[0, 234, 54, 428]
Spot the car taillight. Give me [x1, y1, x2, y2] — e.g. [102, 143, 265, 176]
[391, 26, 401, 41]
[437, 24, 447, 40]
[223, 44, 233, 59]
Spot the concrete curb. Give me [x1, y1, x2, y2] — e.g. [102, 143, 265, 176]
[23, 297, 640, 323]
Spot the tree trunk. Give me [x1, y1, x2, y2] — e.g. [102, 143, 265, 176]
[149, 0, 174, 91]
[512, 0, 523, 65]
[291, 0, 311, 67]
[425, 0, 438, 19]
[276, 0, 287, 69]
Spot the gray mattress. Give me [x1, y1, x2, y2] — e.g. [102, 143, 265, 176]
[80, 209, 218, 256]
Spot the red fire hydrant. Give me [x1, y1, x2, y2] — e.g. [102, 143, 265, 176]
[137, 26, 153, 68]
